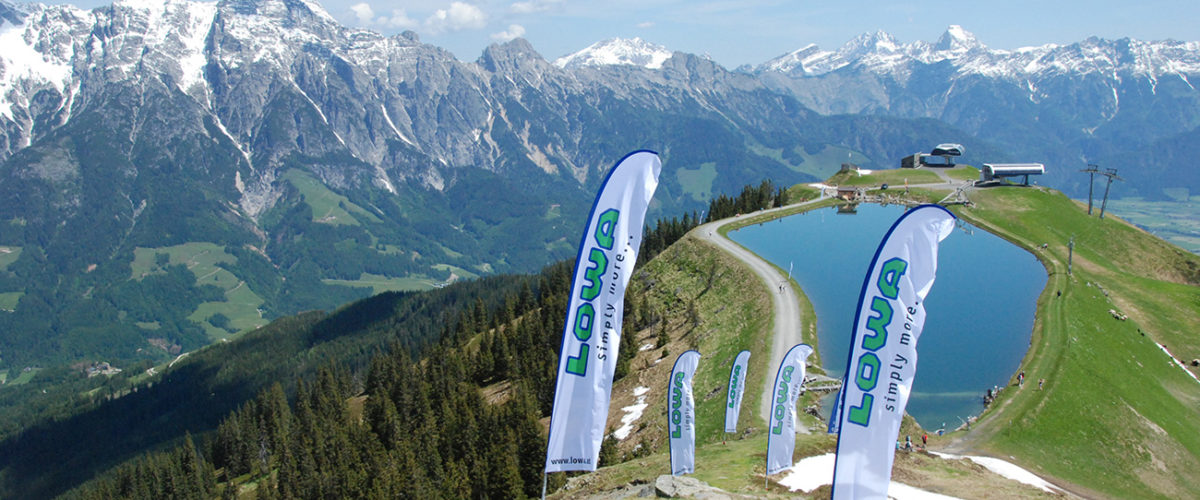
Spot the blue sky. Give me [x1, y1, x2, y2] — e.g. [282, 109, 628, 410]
[34, 0, 1200, 67]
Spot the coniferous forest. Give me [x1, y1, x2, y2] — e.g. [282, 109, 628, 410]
[2, 183, 790, 499]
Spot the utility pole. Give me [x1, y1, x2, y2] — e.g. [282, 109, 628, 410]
[1080, 164, 1099, 215]
[1098, 168, 1123, 220]
[1068, 235, 1074, 275]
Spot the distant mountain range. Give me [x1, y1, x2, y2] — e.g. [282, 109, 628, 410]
[558, 27, 1200, 197]
[0, 0, 1197, 367]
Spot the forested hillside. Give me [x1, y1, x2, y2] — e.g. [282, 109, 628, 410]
[1, 181, 785, 499]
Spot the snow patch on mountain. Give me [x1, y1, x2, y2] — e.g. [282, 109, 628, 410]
[760, 44, 834, 75]
[554, 37, 673, 70]
[0, 16, 74, 120]
[173, 1, 218, 96]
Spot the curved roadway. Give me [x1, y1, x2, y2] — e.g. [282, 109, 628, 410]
[695, 197, 825, 425]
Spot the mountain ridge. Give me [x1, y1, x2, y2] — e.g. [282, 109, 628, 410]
[0, 0, 1197, 375]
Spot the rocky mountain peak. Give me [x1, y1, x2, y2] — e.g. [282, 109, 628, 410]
[932, 25, 984, 53]
[216, 0, 335, 23]
[554, 37, 673, 70]
[841, 29, 902, 57]
[477, 37, 550, 74]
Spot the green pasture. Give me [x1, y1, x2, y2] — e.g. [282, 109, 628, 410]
[676, 162, 719, 202]
[828, 167, 943, 187]
[945, 165, 981, 182]
[956, 186, 1200, 498]
[322, 273, 439, 294]
[281, 169, 381, 226]
[0, 292, 21, 311]
[0, 246, 20, 270]
[749, 143, 873, 180]
[132, 243, 268, 341]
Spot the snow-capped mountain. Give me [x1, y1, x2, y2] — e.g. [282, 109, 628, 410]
[753, 25, 1200, 198]
[553, 37, 674, 70]
[757, 25, 1200, 79]
[1, 0, 1199, 369]
[0, 0, 896, 368]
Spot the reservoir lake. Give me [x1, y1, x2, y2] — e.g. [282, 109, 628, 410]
[730, 203, 1047, 430]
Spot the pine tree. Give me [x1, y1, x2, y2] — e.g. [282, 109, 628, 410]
[598, 434, 621, 467]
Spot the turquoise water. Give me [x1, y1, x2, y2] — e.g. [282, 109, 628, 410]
[730, 204, 1046, 430]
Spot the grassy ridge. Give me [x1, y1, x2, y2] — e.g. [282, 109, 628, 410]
[586, 233, 832, 496]
[627, 234, 779, 446]
[955, 186, 1200, 499]
[827, 167, 943, 187]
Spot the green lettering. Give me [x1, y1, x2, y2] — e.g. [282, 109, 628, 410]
[580, 248, 608, 301]
[594, 209, 620, 250]
[855, 352, 881, 392]
[876, 258, 908, 300]
[565, 344, 590, 376]
[848, 393, 874, 427]
[573, 303, 595, 342]
[863, 297, 892, 351]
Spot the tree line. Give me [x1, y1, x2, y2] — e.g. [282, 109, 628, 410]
[704, 179, 789, 222]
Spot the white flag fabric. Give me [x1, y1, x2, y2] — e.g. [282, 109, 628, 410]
[765, 343, 814, 476]
[830, 204, 956, 499]
[544, 151, 662, 473]
[724, 350, 751, 433]
[668, 350, 702, 476]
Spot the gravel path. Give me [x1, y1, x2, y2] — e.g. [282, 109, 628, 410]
[694, 196, 827, 425]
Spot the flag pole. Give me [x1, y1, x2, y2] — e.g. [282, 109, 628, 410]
[541, 473, 548, 499]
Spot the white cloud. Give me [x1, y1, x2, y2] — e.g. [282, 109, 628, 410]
[491, 24, 526, 42]
[509, 0, 562, 14]
[637, 21, 655, 28]
[350, 2, 374, 24]
[381, 9, 418, 29]
[425, 2, 487, 34]
[348, 2, 417, 29]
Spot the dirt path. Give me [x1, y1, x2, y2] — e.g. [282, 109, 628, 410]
[694, 196, 829, 425]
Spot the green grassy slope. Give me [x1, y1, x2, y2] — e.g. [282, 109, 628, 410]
[587, 183, 1200, 498]
[954, 186, 1200, 499]
[827, 167, 943, 187]
[586, 234, 831, 496]
[565, 224, 1057, 498]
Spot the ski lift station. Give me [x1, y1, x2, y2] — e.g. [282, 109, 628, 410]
[901, 143, 964, 168]
[980, 163, 1045, 185]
